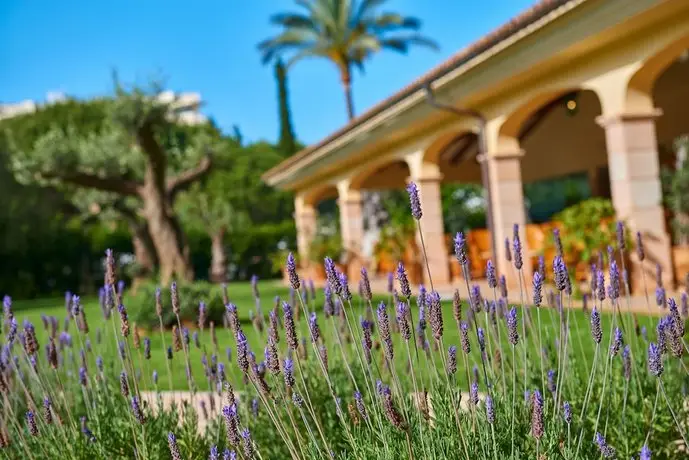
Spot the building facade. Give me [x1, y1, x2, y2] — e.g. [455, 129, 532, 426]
[263, 0, 689, 291]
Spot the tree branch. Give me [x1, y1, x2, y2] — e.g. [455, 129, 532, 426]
[41, 171, 140, 196]
[166, 155, 213, 198]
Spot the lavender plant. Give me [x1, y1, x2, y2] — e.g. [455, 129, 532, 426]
[1, 212, 689, 460]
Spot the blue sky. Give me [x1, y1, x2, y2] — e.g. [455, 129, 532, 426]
[0, 0, 534, 145]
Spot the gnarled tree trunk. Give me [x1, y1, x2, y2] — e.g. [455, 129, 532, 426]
[142, 188, 193, 285]
[117, 206, 158, 290]
[209, 227, 227, 282]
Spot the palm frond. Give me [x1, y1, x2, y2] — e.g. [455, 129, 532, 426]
[268, 13, 317, 30]
[367, 13, 421, 31]
[353, 0, 388, 23]
[382, 34, 439, 52]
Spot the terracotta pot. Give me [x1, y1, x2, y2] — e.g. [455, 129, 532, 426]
[672, 246, 689, 287]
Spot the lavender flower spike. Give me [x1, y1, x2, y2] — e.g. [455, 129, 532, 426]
[506, 307, 519, 346]
[286, 253, 300, 290]
[590, 307, 602, 344]
[454, 232, 468, 268]
[168, 432, 182, 460]
[512, 224, 523, 269]
[396, 303, 411, 341]
[447, 346, 457, 375]
[563, 401, 572, 424]
[648, 342, 663, 376]
[594, 432, 616, 458]
[640, 444, 651, 460]
[532, 271, 543, 307]
[396, 262, 412, 299]
[428, 291, 444, 340]
[406, 181, 422, 220]
[485, 395, 495, 424]
[531, 390, 544, 439]
[486, 260, 497, 288]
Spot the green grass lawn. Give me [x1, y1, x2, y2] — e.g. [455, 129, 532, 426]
[11, 281, 659, 392]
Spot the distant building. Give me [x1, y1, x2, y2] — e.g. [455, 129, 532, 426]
[0, 90, 207, 125]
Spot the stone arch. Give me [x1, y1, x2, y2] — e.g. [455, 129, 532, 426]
[301, 184, 338, 208]
[627, 34, 689, 112]
[348, 157, 411, 191]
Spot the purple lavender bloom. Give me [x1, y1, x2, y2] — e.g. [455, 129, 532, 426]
[324, 257, 341, 295]
[152, 370, 158, 384]
[596, 270, 606, 302]
[360, 268, 372, 301]
[531, 390, 544, 439]
[168, 432, 182, 460]
[166, 346, 173, 360]
[323, 285, 334, 317]
[43, 397, 53, 425]
[428, 291, 443, 340]
[590, 307, 602, 344]
[237, 330, 249, 373]
[512, 224, 523, 269]
[406, 181, 422, 220]
[283, 358, 295, 388]
[209, 445, 219, 460]
[506, 307, 519, 345]
[224, 450, 237, 460]
[504, 237, 512, 263]
[286, 253, 300, 290]
[609, 260, 620, 300]
[485, 395, 495, 424]
[378, 302, 394, 361]
[656, 286, 666, 308]
[594, 432, 616, 458]
[241, 428, 254, 458]
[610, 327, 623, 357]
[96, 356, 103, 372]
[396, 303, 411, 341]
[339, 272, 352, 300]
[486, 260, 497, 288]
[396, 262, 412, 299]
[79, 367, 88, 386]
[7, 318, 17, 344]
[533, 272, 543, 307]
[447, 345, 457, 375]
[616, 221, 626, 250]
[460, 321, 471, 354]
[640, 444, 651, 460]
[71, 295, 81, 317]
[641, 326, 648, 341]
[553, 256, 567, 292]
[470, 284, 482, 312]
[354, 391, 367, 419]
[454, 232, 468, 268]
[27, 410, 38, 436]
[563, 401, 572, 424]
[309, 312, 320, 343]
[282, 302, 298, 350]
[387, 272, 394, 293]
[648, 342, 663, 376]
[131, 396, 145, 424]
[682, 293, 689, 318]
[547, 369, 556, 394]
[470, 381, 479, 406]
[477, 328, 486, 352]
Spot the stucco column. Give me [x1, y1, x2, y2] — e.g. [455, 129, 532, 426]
[294, 197, 317, 267]
[410, 171, 451, 286]
[337, 188, 366, 281]
[597, 109, 673, 290]
[481, 151, 532, 288]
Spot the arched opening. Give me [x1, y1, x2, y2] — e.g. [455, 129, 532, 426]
[518, 89, 608, 222]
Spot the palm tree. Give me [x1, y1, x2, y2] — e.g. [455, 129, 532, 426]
[258, 0, 438, 120]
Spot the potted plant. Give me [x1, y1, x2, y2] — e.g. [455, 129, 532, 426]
[374, 217, 422, 284]
[662, 135, 689, 286]
[546, 198, 626, 285]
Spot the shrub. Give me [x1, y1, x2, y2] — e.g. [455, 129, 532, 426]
[131, 281, 226, 329]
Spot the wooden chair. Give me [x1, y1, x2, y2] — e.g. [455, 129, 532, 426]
[467, 229, 492, 279]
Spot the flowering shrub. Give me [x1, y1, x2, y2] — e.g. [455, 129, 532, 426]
[1, 184, 689, 459]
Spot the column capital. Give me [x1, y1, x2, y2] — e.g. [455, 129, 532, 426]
[408, 171, 443, 183]
[595, 108, 663, 127]
[478, 149, 525, 163]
